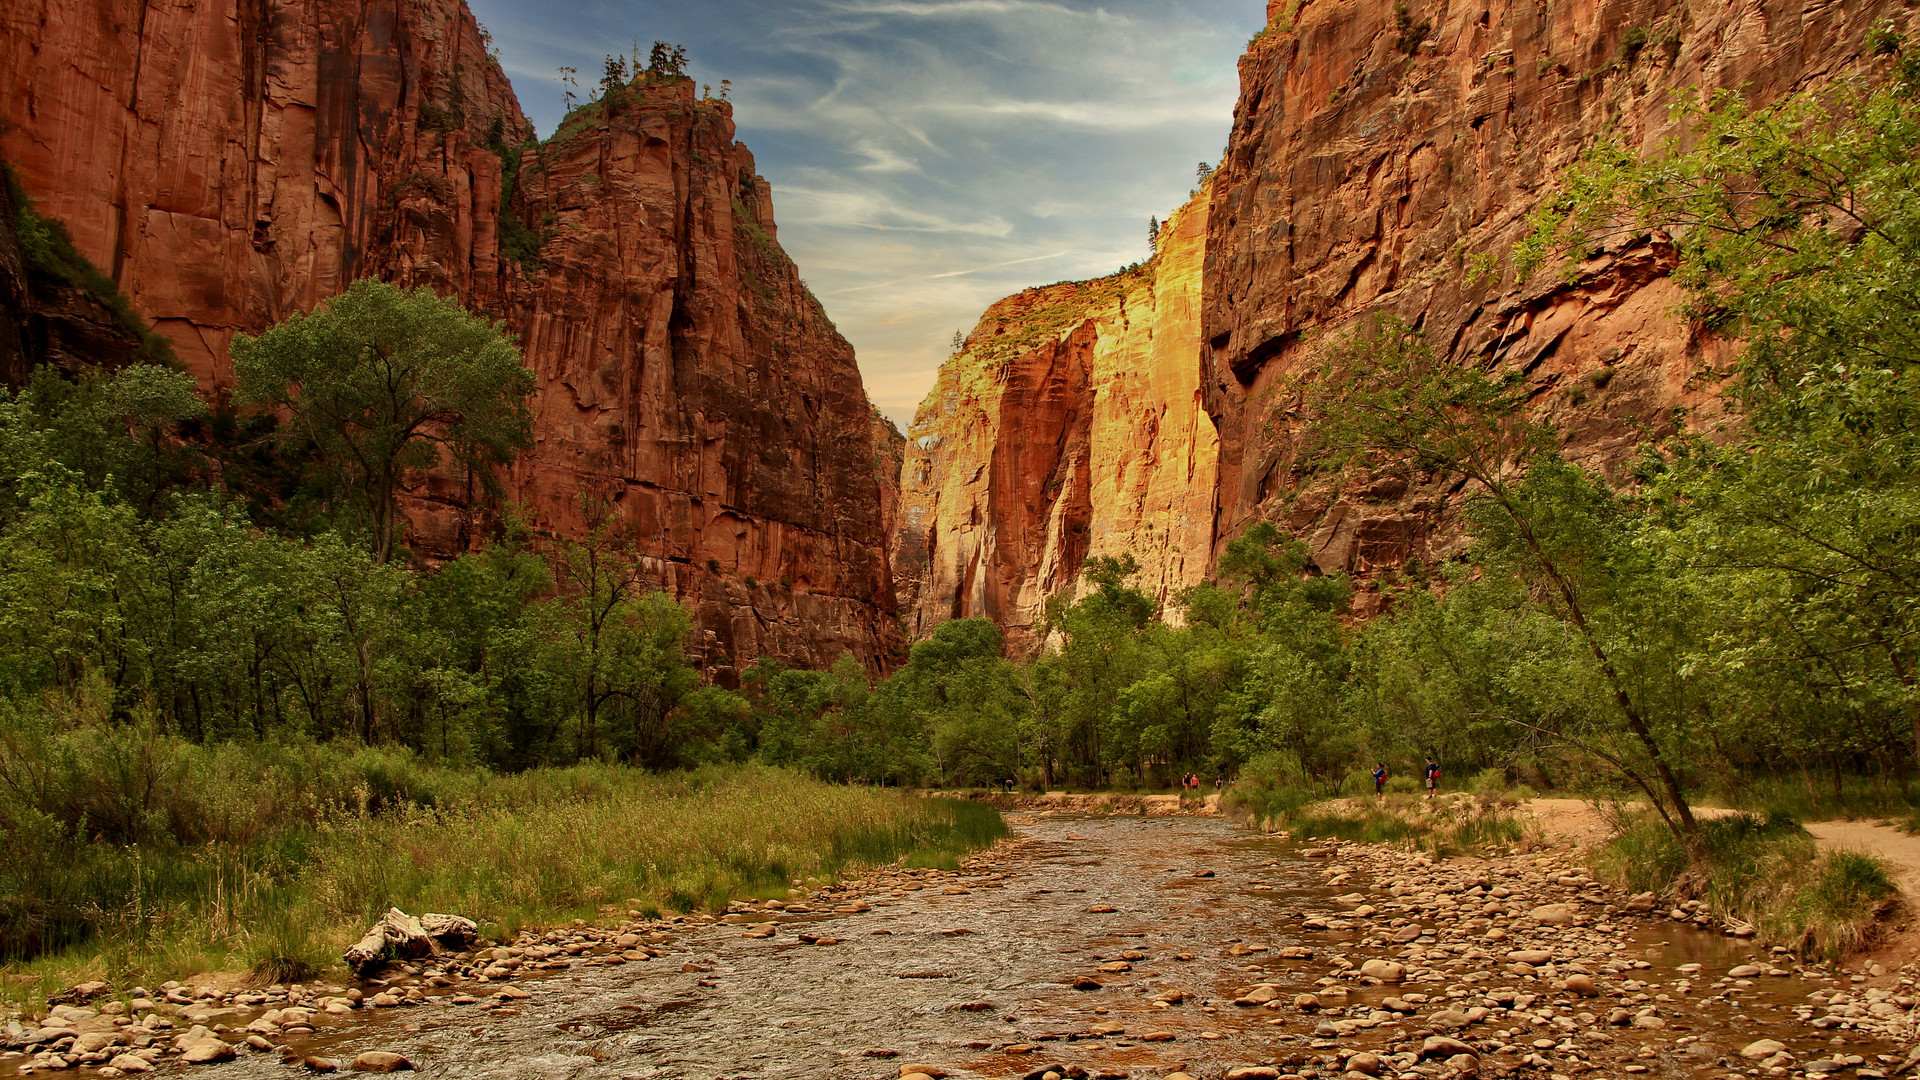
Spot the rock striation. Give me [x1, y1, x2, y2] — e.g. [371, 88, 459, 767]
[1200, 0, 1902, 606]
[0, 0, 902, 674]
[896, 197, 1218, 648]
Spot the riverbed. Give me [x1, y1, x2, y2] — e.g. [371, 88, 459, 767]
[9, 812, 1909, 1079]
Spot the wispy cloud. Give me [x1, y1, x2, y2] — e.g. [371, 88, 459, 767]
[465, 0, 1267, 426]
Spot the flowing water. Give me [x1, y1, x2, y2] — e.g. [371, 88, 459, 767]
[27, 813, 1901, 1079]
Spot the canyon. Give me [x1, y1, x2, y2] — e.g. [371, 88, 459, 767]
[902, 0, 1904, 629]
[0, 0, 902, 676]
[1, 0, 1910, 665]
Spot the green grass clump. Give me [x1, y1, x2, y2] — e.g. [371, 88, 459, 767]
[1598, 812, 1896, 959]
[0, 736, 1006, 1014]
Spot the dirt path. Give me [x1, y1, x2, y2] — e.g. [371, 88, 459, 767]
[1805, 821, 1920, 890]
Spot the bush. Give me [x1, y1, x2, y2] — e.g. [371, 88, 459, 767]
[1598, 812, 1896, 958]
[1224, 751, 1313, 826]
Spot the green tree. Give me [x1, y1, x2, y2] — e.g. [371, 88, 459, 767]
[1305, 315, 1702, 846]
[545, 500, 696, 762]
[231, 279, 534, 563]
[1514, 44, 1920, 784]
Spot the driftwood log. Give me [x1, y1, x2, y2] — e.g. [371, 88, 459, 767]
[343, 908, 479, 977]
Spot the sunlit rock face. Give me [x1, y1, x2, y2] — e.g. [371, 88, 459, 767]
[1201, 0, 1896, 611]
[0, 0, 903, 676]
[896, 197, 1218, 650]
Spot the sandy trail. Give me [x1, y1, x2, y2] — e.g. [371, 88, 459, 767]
[1805, 820, 1920, 890]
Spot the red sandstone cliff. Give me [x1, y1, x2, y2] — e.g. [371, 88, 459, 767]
[1201, 0, 1904, 604]
[0, 0, 902, 674]
[904, 0, 1907, 634]
[896, 197, 1218, 647]
[496, 82, 903, 677]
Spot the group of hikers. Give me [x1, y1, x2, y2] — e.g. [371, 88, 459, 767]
[1179, 773, 1221, 795]
[1372, 757, 1443, 797]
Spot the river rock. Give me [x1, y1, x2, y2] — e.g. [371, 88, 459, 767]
[1508, 949, 1553, 965]
[1421, 1036, 1477, 1060]
[1235, 985, 1281, 1006]
[1530, 904, 1577, 925]
[1742, 1040, 1788, 1060]
[106, 1056, 151, 1073]
[899, 1067, 948, 1079]
[304, 1058, 339, 1073]
[351, 1051, 414, 1072]
[1563, 974, 1599, 996]
[1345, 1051, 1385, 1075]
[1360, 959, 1406, 983]
[1224, 1068, 1281, 1080]
[182, 1040, 235, 1064]
[1728, 964, 1763, 978]
[75, 1031, 118, 1053]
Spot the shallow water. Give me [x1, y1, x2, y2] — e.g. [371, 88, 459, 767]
[28, 814, 1899, 1079]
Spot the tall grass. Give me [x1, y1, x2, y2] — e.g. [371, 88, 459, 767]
[0, 733, 1006, 1012]
[1598, 811, 1896, 958]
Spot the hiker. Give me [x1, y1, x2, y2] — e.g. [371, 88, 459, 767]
[1424, 756, 1440, 799]
[1372, 762, 1387, 795]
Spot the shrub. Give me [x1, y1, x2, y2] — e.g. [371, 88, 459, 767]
[1598, 812, 1896, 958]
[1223, 751, 1313, 826]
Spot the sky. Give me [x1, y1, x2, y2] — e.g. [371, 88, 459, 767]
[464, 0, 1269, 429]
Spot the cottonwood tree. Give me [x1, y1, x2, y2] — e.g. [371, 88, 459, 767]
[231, 280, 534, 564]
[1517, 41, 1920, 776]
[1304, 315, 1704, 848]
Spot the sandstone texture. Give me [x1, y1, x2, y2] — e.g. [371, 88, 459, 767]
[0, 0, 901, 674]
[1200, 0, 1902, 605]
[896, 196, 1218, 648]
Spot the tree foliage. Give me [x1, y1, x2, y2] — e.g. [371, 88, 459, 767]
[231, 279, 534, 563]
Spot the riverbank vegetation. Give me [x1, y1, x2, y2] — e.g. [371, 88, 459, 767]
[1, 746, 1004, 1009]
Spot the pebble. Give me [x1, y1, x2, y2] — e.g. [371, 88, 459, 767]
[350, 1050, 413, 1072]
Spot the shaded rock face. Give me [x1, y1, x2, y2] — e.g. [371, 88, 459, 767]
[896, 198, 1218, 649]
[1201, 0, 1899, 606]
[0, 0, 902, 675]
[0, 0, 531, 384]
